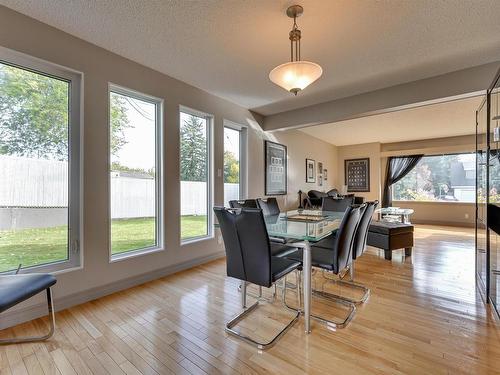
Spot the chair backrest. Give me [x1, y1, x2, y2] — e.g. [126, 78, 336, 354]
[229, 199, 258, 209]
[331, 204, 363, 273]
[257, 198, 280, 216]
[321, 196, 354, 212]
[352, 201, 378, 259]
[213, 207, 273, 287]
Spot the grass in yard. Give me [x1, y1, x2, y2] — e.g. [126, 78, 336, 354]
[0, 225, 68, 273]
[111, 217, 156, 255]
[181, 215, 207, 240]
[0, 216, 208, 272]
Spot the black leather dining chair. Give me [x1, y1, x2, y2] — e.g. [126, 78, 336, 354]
[315, 201, 378, 304]
[321, 196, 354, 212]
[229, 199, 258, 209]
[256, 197, 280, 217]
[213, 207, 300, 349]
[283, 205, 363, 328]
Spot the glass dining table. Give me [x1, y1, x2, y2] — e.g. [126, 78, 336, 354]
[264, 209, 344, 333]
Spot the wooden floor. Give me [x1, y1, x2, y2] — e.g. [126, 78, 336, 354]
[1, 225, 500, 375]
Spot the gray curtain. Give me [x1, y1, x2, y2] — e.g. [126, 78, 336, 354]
[382, 155, 423, 207]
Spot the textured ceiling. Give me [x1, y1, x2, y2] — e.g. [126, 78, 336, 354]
[299, 96, 482, 146]
[1, 0, 500, 115]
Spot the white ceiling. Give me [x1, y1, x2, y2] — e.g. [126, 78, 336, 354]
[299, 96, 483, 146]
[1, 1, 500, 115]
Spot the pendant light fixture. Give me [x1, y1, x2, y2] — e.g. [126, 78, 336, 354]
[269, 5, 323, 95]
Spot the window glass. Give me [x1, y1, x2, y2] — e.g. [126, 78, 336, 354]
[393, 153, 476, 202]
[0, 60, 78, 272]
[180, 111, 211, 241]
[109, 88, 161, 255]
[224, 126, 241, 207]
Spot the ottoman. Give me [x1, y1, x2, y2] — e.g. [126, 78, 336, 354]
[367, 221, 414, 260]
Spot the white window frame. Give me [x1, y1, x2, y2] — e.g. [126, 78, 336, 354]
[108, 84, 164, 261]
[0, 46, 83, 274]
[179, 106, 214, 244]
[223, 120, 248, 200]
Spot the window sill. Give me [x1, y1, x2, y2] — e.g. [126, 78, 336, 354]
[181, 234, 214, 246]
[392, 200, 475, 205]
[110, 246, 164, 263]
[2, 263, 83, 276]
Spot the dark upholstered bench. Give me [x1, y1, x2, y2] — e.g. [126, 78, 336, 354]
[367, 221, 414, 260]
[0, 274, 56, 344]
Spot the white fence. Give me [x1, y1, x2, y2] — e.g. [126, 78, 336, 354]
[0, 155, 68, 207]
[0, 156, 240, 224]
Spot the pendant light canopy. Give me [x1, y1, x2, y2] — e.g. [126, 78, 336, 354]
[269, 5, 323, 95]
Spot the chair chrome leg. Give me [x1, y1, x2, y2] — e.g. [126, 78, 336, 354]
[238, 282, 275, 303]
[283, 274, 356, 329]
[320, 264, 370, 305]
[0, 288, 55, 345]
[226, 279, 299, 350]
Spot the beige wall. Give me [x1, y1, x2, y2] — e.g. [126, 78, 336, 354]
[248, 129, 338, 210]
[394, 201, 475, 227]
[0, 6, 338, 327]
[337, 142, 382, 202]
[336, 135, 476, 227]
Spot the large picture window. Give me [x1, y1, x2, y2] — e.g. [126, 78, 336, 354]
[180, 109, 212, 242]
[393, 153, 476, 203]
[0, 47, 81, 273]
[109, 85, 163, 258]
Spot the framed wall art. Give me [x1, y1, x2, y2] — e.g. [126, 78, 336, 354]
[264, 140, 287, 195]
[306, 158, 315, 183]
[345, 158, 370, 192]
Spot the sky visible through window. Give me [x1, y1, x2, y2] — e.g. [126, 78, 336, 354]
[111, 94, 156, 170]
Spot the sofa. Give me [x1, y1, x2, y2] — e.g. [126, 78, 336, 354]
[303, 189, 364, 208]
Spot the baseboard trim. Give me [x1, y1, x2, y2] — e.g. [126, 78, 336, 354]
[0, 251, 225, 330]
[411, 219, 474, 228]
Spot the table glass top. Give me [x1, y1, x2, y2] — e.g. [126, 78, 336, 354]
[265, 209, 344, 242]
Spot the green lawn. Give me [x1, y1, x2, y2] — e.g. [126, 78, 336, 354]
[0, 216, 208, 272]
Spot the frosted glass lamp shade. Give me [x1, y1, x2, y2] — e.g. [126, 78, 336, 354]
[269, 61, 323, 94]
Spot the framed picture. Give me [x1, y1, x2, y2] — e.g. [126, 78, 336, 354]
[324, 169, 328, 181]
[318, 162, 323, 174]
[264, 140, 287, 195]
[345, 158, 370, 192]
[306, 158, 316, 183]
[318, 175, 323, 187]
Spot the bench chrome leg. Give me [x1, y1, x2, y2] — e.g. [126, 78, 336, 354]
[227, 279, 299, 350]
[0, 288, 55, 345]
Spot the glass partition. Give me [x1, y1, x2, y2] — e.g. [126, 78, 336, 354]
[476, 97, 488, 295]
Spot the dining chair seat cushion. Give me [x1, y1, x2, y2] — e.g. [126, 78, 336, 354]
[271, 257, 301, 282]
[0, 274, 56, 313]
[285, 247, 336, 272]
[270, 243, 298, 257]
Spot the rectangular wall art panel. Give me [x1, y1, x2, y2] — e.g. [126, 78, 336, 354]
[345, 158, 370, 192]
[265, 140, 287, 195]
